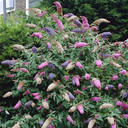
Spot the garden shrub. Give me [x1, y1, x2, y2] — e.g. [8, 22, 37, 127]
[0, 2, 128, 128]
[39, 0, 128, 42]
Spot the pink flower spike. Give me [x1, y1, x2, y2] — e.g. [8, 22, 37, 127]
[73, 76, 80, 87]
[64, 76, 69, 81]
[91, 97, 101, 102]
[74, 42, 88, 48]
[118, 83, 122, 90]
[56, 19, 64, 31]
[37, 61, 49, 69]
[40, 71, 45, 76]
[66, 115, 75, 125]
[19, 68, 29, 73]
[34, 72, 40, 80]
[80, 16, 89, 29]
[47, 43, 51, 50]
[8, 74, 15, 77]
[34, 95, 41, 100]
[95, 60, 102, 68]
[85, 74, 90, 80]
[77, 104, 84, 114]
[38, 11, 47, 18]
[54, 1, 63, 16]
[112, 75, 118, 80]
[13, 101, 22, 109]
[24, 89, 30, 95]
[121, 114, 128, 119]
[111, 121, 116, 128]
[93, 79, 101, 90]
[82, 86, 86, 91]
[121, 70, 127, 75]
[74, 90, 81, 95]
[76, 62, 83, 69]
[36, 105, 43, 110]
[32, 93, 40, 96]
[23, 62, 29, 65]
[0, 108, 2, 112]
[112, 53, 122, 59]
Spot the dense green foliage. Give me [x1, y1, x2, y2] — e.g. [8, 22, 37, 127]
[0, 11, 41, 102]
[39, 0, 128, 42]
[0, 3, 128, 128]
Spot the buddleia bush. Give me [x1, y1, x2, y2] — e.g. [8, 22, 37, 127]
[0, 2, 128, 128]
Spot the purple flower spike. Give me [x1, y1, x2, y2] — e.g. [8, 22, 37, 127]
[90, 80, 93, 85]
[72, 78, 75, 85]
[39, 120, 44, 126]
[48, 62, 55, 68]
[48, 73, 55, 79]
[1, 60, 15, 66]
[74, 20, 82, 27]
[107, 85, 115, 90]
[31, 46, 38, 53]
[24, 100, 33, 109]
[84, 118, 92, 123]
[72, 28, 86, 33]
[100, 32, 112, 39]
[122, 91, 127, 98]
[61, 60, 69, 67]
[41, 27, 56, 37]
[69, 92, 75, 100]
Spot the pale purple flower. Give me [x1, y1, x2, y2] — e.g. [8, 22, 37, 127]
[74, 42, 88, 48]
[122, 91, 127, 98]
[1, 60, 15, 66]
[84, 118, 92, 123]
[13, 101, 22, 109]
[64, 76, 69, 81]
[91, 97, 101, 102]
[74, 19, 82, 27]
[95, 60, 102, 68]
[32, 32, 43, 39]
[31, 46, 38, 53]
[85, 74, 90, 80]
[61, 60, 69, 67]
[49, 62, 55, 68]
[24, 100, 33, 109]
[72, 28, 86, 33]
[63, 13, 74, 17]
[40, 27, 56, 37]
[69, 92, 75, 100]
[39, 120, 44, 126]
[121, 70, 127, 75]
[106, 85, 115, 90]
[48, 73, 55, 79]
[90, 26, 98, 31]
[100, 32, 112, 39]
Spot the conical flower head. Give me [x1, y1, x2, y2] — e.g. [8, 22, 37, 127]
[66, 115, 75, 125]
[75, 62, 83, 69]
[68, 92, 75, 100]
[13, 101, 22, 109]
[77, 104, 84, 114]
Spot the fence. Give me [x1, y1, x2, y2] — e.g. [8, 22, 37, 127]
[1, 0, 42, 21]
